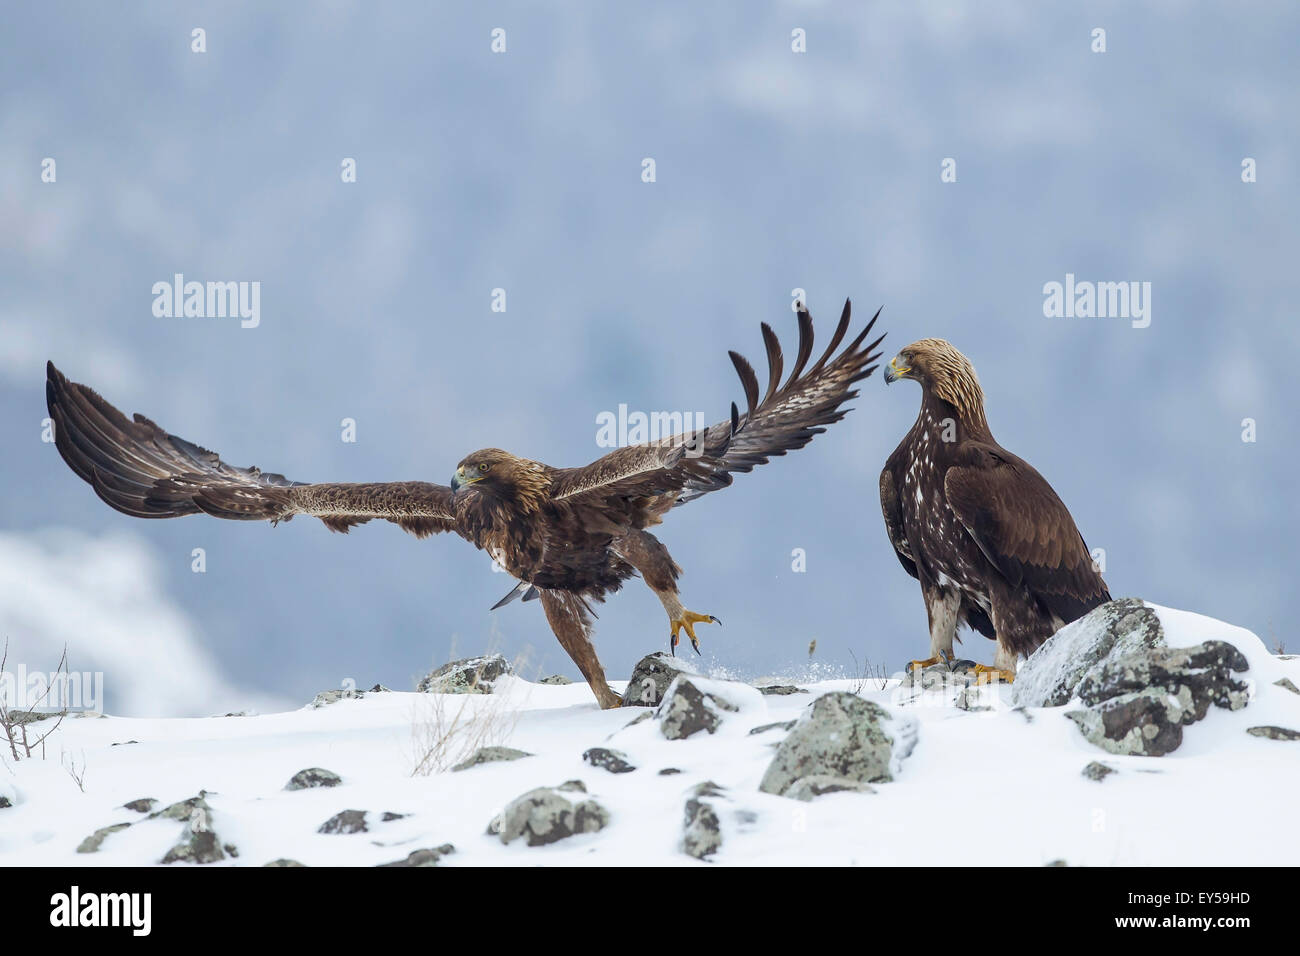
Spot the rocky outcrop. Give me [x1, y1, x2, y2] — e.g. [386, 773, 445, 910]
[418, 655, 512, 695]
[1015, 598, 1166, 707]
[77, 823, 130, 854]
[1016, 599, 1252, 756]
[1081, 761, 1115, 782]
[748, 720, 795, 736]
[1247, 725, 1300, 741]
[582, 747, 636, 774]
[656, 676, 758, 740]
[122, 798, 157, 813]
[487, 784, 609, 847]
[318, 809, 369, 835]
[451, 746, 533, 772]
[681, 782, 725, 860]
[310, 683, 389, 708]
[158, 796, 228, 864]
[759, 692, 913, 798]
[378, 844, 456, 867]
[539, 675, 573, 685]
[785, 776, 874, 801]
[624, 653, 699, 708]
[285, 767, 342, 791]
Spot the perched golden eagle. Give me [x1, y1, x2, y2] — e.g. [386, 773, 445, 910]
[47, 299, 884, 709]
[880, 339, 1109, 681]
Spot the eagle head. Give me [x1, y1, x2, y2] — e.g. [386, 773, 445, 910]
[885, 339, 987, 422]
[451, 448, 550, 510]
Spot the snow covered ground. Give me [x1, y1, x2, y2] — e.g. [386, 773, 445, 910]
[2, 604, 1297, 867]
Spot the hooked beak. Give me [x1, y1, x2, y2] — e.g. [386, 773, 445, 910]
[884, 356, 910, 384]
[451, 464, 486, 493]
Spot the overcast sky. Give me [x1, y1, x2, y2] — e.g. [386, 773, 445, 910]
[2, 2, 1297, 715]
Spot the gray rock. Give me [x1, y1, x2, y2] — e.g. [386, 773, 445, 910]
[122, 798, 157, 813]
[784, 775, 875, 802]
[0, 796, 11, 809]
[378, 844, 456, 867]
[380, 811, 407, 821]
[624, 652, 699, 708]
[1076, 641, 1250, 715]
[899, 662, 975, 691]
[656, 677, 739, 740]
[1247, 725, 1300, 741]
[418, 654, 512, 695]
[756, 685, 807, 696]
[488, 786, 609, 846]
[1066, 687, 1191, 756]
[77, 823, 130, 854]
[318, 809, 369, 834]
[263, 858, 307, 867]
[451, 746, 533, 772]
[1065, 642, 1250, 756]
[161, 804, 227, 865]
[1273, 677, 1299, 696]
[1081, 761, 1116, 782]
[310, 688, 361, 708]
[1015, 598, 1166, 707]
[285, 767, 342, 791]
[149, 793, 213, 822]
[759, 692, 907, 797]
[582, 747, 636, 774]
[162, 830, 226, 865]
[954, 685, 995, 712]
[310, 683, 388, 708]
[658, 768, 682, 776]
[556, 779, 587, 793]
[540, 675, 573, 685]
[682, 782, 725, 860]
[749, 720, 796, 736]
[1013, 599, 1252, 756]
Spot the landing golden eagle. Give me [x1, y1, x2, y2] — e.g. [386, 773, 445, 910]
[48, 299, 884, 709]
[880, 339, 1109, 681]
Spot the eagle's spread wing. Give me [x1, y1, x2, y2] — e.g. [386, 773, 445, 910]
[943, 443, 1110, 624]
[46, 362, 456, 538]
[550, 299, 885, 507]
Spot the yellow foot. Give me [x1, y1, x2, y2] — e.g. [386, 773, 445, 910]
[973, 664, 1015, 685]
[596, 686, 623, 709]
[670, 610, 721, 656]
[907, 655, 943, 672]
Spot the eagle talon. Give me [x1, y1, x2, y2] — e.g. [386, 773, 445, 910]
[972, 664, 1015, 685]
[669, 610, 720, 656]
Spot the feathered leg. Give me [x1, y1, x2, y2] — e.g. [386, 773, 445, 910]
[614, 530, 720, 656]
[538, 590, 621, 709]
[908, 584, 960, 672]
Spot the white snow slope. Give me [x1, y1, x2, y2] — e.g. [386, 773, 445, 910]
[2, 603, 1297, 867]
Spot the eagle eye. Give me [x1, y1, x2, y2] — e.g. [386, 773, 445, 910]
[479, 462, 490, 472]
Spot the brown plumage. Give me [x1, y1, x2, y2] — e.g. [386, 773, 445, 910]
[880, 338, 1110, 678]
[47, 298, 884, 709]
